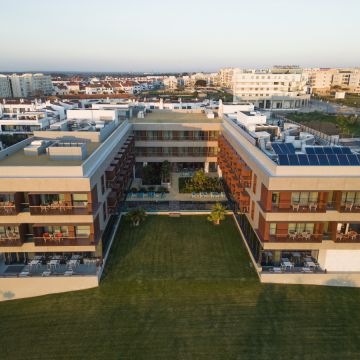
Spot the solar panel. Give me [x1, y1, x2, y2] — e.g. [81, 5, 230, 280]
[285, 143, 296, 154]
[318, 154, 329, 165]
[272, 143, 281, 154]
[347, 154, 360, 165]
[337, 154, 350, 165]
[278, 154, 289, 165]
[323, 147, 334, 154]
[308, 154, 319, 165]
[327, 154, 340, 165]
[332, 147, 342, 154]
[341, 147, 352, 154]
[288, 154, 299, 165]
[314, 147, 325, 155]
[298, 154, 310, 165]
[305, 147, 315, 154]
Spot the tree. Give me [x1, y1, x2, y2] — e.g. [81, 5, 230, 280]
[160, 160, 171, 183]
[207, 203, 226, 225]
[142, 164, 160, 185]
[195, 79, 207, 87]
[126, 208, 146, 227]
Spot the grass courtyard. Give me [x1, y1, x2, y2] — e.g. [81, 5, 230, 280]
[1, 216, 360, 359]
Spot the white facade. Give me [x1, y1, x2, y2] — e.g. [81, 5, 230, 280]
[7, 73, 53, 97]
[0, 75, 12, 98]
[232, 67, 310, 109]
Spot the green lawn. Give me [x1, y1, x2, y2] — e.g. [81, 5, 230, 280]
[1, 216, 360, 359]
[285, 111, 360, 136]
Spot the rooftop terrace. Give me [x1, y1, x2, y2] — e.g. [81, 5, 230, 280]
[0, 140, 100, 167]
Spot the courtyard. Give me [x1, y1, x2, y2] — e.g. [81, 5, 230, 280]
[0, 216, 360, 359]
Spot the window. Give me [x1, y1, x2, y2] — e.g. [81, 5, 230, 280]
[288, 223, 315, 233]
[269, 223, 277, 235]
[44, 225, 68, 235]
[251, 201, 255, 220]
[75, 226, 90, 237]
[101, 175, 106, 194]
[103, 202, 107, 222]
[72, 193, 88, 207]
[341, 192, 360, 206]
[291, 192, 318, 205]
[252, 174, 257, 194]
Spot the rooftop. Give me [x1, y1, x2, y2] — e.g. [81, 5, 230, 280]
[0, 140, 100, 167]
[130, 110, 222, 124]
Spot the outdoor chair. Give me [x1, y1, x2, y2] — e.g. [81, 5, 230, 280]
[43, 232, 51, 243]
[55, 232, 63, 242]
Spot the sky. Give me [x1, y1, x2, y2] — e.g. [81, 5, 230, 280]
[0, 0, 359, 72]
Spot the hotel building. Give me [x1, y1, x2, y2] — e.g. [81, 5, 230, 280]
[219, 108, 360, 275]
[1, 102, 360, 298]
[0, 117, 134, 269]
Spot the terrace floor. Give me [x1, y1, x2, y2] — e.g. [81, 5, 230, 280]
[126, 172, 227, 202]
[1, 216, 360, 359]
[0, 257, 97, 277]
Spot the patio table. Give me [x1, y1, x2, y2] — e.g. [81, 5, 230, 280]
[29, 259, 40, 267]
[49, 259, 60, 268]
[281, 258, 294, 270]
[68, 259, 79, 268]
[71, 255, 81, 260]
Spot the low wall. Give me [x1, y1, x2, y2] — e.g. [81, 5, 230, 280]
[260, 272, 360, 288]
[0, 276, 99, 301]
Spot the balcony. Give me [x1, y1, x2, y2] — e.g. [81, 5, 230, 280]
[257, 230, 323, 243]
[335, 231, 360, 243]
[33, 235, 96, 247]
[0, 236, 23, 247]
[339, 202, 360, 213]
[29, 203, 93, 216]
[0, 204, 17, 216]
[259, 201, 329, 213]
[269, 234, 323, 243]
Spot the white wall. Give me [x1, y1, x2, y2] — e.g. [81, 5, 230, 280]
[320, 250, 360, 271]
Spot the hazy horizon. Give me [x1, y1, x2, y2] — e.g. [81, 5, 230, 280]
[1, 0, 359, 72]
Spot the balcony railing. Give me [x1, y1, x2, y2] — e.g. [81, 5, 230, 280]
[335, 231, 360, 242]
[0, 204, 17, 216]
[269, 233, 323, 243]
[34, 236, 95, 247]
[339, 202, 360, 213]
[262, 201, 328, 213]
[29, 203, 92, 215]
[0, 236, 23, 247]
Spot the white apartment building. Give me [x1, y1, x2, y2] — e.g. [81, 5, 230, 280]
[304, 68, 337, 95]
[232, 66, 310, 109]
[0, 75, 12, 98]
[7, 73, 53, 97]
[218, 68, 235, 88]
[333, 70, 360, 94]
[0, 100, 73, 134]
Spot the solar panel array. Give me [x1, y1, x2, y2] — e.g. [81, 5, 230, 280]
[272, 143, 296, 155]
[304, 146, 352, 155]
[271, 144, 360, 166]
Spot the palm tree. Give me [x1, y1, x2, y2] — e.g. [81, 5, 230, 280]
[207, 202, 226, 225]
[126, 208, 146, 227]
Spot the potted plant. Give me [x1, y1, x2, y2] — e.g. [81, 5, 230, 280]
[207, 203, 226, 225]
